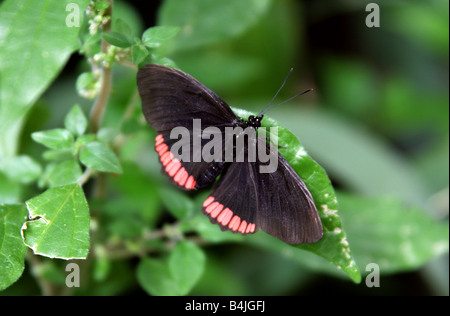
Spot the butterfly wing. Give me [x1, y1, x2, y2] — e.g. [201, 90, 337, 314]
[201, 137, 323, 244]
[154, 130, 226, 190]
[138, 64, 239, 190]
[137, 64, 239, 131]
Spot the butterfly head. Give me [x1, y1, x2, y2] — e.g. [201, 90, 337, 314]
[245, 115, 263, 129]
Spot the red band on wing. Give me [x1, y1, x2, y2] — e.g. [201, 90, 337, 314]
[203, 196, 215, 207]
[202, 196, 256, 235]
[155, 134, 197, 190]
[155, 134, 164, 146]
[238, 220, 247, 233]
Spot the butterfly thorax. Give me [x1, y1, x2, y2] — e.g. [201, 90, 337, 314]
[242, 115, 263, 129]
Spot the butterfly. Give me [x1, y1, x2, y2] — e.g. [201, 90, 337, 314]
[137, 64, 323, 244]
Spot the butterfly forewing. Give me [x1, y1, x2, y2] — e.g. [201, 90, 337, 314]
[137, 64, 238, 131]
[138, 64, 238, 190]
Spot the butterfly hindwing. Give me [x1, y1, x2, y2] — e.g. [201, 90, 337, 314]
[202, 160, 259, 235]
[154, 130, 226, 190]
[202, 138, 323, 244]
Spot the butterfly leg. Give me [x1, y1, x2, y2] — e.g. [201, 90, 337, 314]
[265, 136, 286, 149]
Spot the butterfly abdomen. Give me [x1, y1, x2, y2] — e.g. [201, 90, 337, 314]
[194, 161, 225, 189]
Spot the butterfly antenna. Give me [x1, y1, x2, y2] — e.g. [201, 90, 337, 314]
[258, 68, 294, 116]
[260, 88, 313, 115]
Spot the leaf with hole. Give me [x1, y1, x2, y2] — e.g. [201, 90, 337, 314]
[22, 184, 90, 259]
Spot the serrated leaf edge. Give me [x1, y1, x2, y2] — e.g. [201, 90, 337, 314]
[21, 184, 89, 260]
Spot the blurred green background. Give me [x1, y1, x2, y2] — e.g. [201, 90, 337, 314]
[1, 0, 448, 295]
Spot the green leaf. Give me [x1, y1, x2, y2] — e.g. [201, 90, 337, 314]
[338, 192, 449, 274]
[169, 240, 206, 295]
[80, 32, 101, 57]
[111, 0, 144, 40]
[159, 187, 194, 220]
[0, 155, 42, 184]
[102, 31, 133, 48]
[0, 173, 21, 204]
[73, 134, 96, 156]
[131, 43, 149, 65]
[141, 26, 180, 48]
[113, 19, 132, 37]
[47, 159, 83, 187]
[31, 129, 74, 150]
[64, 105, 88, 137]
[97, 127, 119, 143]
[0, 204, 28, 291]
[106, 216, 144, 239]
[107, 161, 160, 223]
[75, 134, 97, 147]
[148, 54, 177, 68]
[42, 149, 73, 161]
[22, 184, 90, 259]
[79, 141, 122, 174]
[137, 241, 206, 296]
[158, 0, 271, 51]
[38, 163, 56, 188]
[137, 257, 180, 296]
[94, 0, 110, 12]
[233, 108, 361, 283]
[0, 0, 90, 157]
[92, 247, 111, 282]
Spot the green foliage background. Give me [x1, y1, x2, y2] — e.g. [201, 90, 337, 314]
[0, 0, 448, 295]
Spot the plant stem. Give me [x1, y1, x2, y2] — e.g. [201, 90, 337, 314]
[118, 59, 138, 70]
[77, 168, 93, 186]
[89, 0, 113, 133]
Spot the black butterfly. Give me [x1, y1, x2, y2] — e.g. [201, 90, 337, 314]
[137, 64, 323, 244]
